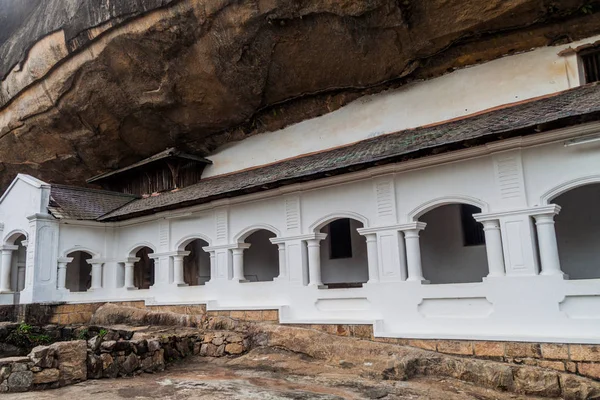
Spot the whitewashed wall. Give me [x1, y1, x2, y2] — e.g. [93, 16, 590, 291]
[26, 129, 597, 344]
[202, 34, 597, 179]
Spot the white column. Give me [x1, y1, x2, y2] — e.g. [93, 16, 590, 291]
[88, 261, 103, 290]
[402, 222, 427, 282]
[534, 212, 564, 277]
[123, 258, 139, 290]
[276, 243, 287, 279]
[306, 234, 326, 287]
[21, 240, 32, 293]
[364, 233, 380, 283]
[231, 244, 250, 282]
[397, 231, 408, 281]
[208, 251, 216, 282]
[173, 255, 185, 285]
[172, 251, 190, 286]
[0, 246, 17, 293]
[480, 219, 506, 277]
[56, 257, 73, 291]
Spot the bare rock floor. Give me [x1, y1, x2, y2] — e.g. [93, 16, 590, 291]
[4, 347, 550, 400]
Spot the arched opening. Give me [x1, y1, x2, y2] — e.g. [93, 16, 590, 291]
[319, 218, 368, 288]
[419, 204, 488, 284]
[65, 251, 93, 292]
[6, 234, 27, 292]
[183, 239, 211, 285]
[553, 183, 600, 280]
[242, 230, 279, 282]
[134, 247, 155, 289]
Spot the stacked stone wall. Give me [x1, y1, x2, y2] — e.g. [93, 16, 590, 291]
[10, 301, 600, 382]
[0, 325, 249, 393]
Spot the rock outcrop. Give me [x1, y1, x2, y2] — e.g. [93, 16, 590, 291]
[1, 0, 600, 189]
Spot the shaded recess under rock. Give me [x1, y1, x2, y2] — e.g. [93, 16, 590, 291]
[1, 0, 600, 189]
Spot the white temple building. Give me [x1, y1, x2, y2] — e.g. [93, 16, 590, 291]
[1, 34, 600, 344]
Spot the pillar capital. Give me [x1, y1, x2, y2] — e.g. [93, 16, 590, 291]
[533, 213, 557, 225]
[305, 233, 327, 247]
[532, 204, 561, 218]
[363, 233, 378, 243]
[0, 245, 18, 253]
[86, 259, 105, 266]
[231, 243, 251, 255]
[397, 222, 427, 234]
[57, 257, 74, 265]
[118, 257, 140, 265]
[479, 219, 501, 230]
[172, 251, 191, 261]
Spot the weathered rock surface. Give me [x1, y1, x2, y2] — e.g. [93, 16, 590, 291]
[1, 0, 600, 189]
[50, 341, 87, 385]
[256, 324, 600, 399]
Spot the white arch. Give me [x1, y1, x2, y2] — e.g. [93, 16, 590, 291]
[127, 242, 157, 257]
[175, 234, 213, 251]
[3, 230, 28, 246]
[408, 195, 489, 221]
[63, 246, 100, 258]
[541, 175, 600, 205]
[308, 211, 369, 232]
[234, 224, 281, 243]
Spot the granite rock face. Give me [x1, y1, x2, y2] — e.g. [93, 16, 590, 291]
[1, 0, 600, 189]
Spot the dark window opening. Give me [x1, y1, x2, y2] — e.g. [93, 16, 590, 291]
[329, 218, 353, 259]
[460, 204, 485, 246]
[581, 48, 600, 84]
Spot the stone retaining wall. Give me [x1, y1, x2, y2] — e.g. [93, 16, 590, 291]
[0, 326, 249, 393]
[11, 301, 600, 382]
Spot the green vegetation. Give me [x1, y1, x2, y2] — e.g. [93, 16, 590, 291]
[76, 328, 89, 340]
[5, 323, 52, 349]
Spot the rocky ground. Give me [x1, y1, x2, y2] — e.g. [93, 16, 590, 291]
[2, 346, 550, 400]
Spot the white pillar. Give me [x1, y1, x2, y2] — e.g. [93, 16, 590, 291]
[231, 244, 250, 282]
[534, 212, 564, 277]
[402, 223, 427, 282]
[480, 219, 506, 277]
[56, 257, 73, 291]
[208, 251, 216, 282]
[306, 234, 326, 287]
[123, 258, 138, 290]
[276, 243, 287, 279]
[0, 246, 17, 293]
[21, 240, 32, 293]
[88, 261, 103, 290]
[397, 231, 408, 281]
[172, 251, 190, 286]
[364, 233, 380, 283]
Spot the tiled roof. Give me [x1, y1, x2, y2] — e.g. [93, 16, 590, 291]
[48, 185, 139, 220]
[96, 83, 600, 221]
